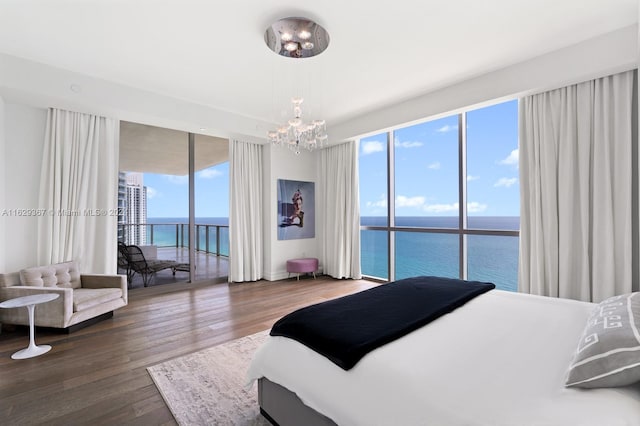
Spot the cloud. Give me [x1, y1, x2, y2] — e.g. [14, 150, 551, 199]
[423, 202, 458, 213]
[396, 195, 426, 207]
[395, 140, 423, 149]
[420, 201, 487, 213]
[166, 175, 188, 185]
[499, 149, 519, 166]
[467, 175, 479, 181]
[494, 177, 518, 188]
[427, 162, 441, 170]
[361, 140, 384, 155]
[198, 168, 222, 179]
[366, 199, 387, 208]
[395, 198, 458, 214]
[366, 194, 387, 209]
[436, 124, 458, 133]
[394, 196, 487, 213]
[146, 187, 159, 199]
[467, 202, 488, 213]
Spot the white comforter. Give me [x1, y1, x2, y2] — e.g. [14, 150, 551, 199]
[247, 290, 640, 426]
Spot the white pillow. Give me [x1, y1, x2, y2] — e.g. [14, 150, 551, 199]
[566, 292, 640, 388]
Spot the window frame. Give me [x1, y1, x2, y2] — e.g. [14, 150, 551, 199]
[359, 101, 520, 283]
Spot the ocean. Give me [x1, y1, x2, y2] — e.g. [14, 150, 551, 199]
[145, 216, 519, 292]
[361, 216, 519, 292]
[146, 217, 230, 256]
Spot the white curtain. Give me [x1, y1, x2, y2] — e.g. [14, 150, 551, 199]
[319, 140, 362, 279]
[519, 70, 634, 302]
[229, 139, 263, 282]
[37, 108, 120, 274]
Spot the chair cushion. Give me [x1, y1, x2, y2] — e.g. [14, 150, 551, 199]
[20, 261, 81, 289]
[286, 258, 319, 273]
[73, 288, 123, 312]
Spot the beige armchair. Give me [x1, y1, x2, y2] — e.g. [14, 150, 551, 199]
[0, 260, 127, 332]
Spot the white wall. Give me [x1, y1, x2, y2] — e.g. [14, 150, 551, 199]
[263, 144, 320, 280]
[2, 103, 47, 272]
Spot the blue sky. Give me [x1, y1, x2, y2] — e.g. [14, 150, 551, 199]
[143, 162, 229, 218]
[359, 99, 519, 217]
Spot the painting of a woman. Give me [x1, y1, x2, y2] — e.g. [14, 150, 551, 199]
[278, 179, 314, 240]
[287, 189, 304, 226]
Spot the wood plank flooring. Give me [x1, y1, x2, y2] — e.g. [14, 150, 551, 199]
[0, 276, 377, 425]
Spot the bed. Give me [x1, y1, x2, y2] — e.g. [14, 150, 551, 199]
[247, 277, 640, 426]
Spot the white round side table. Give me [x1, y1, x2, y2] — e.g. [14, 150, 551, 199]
[0, 293, 60, 359]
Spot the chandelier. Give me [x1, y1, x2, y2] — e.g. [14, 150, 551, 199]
[264, 17, 330, 154]
[267, 97, 327, 154]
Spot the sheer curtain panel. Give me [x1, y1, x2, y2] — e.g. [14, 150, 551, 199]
[319, 141, 362, 279]
[229, 139, 263, 282]
[37, 108, 120, 274]
[519, 70, 634, 302]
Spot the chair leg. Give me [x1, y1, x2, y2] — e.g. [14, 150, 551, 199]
[127, 270, 136, 288]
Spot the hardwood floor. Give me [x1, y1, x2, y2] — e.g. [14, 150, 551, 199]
[0, 276, 377, 425]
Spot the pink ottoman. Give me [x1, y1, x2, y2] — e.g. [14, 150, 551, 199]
[286, 258, 319, 280]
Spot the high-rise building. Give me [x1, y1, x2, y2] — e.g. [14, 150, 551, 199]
[124, 172, 147, 245]
[117, 172, 127, 242]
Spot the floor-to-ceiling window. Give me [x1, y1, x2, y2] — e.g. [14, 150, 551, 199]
[118, 122, 230, 285]
[195, 162, 230, 258]
[359, 132, 390, 280]
[359, 99, 519, 291]
[465, 101, 519, 290]
[394, 115, 461, 281]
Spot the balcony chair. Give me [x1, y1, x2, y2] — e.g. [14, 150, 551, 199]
[117, 241, 134, 284]
[121, 244, 179, 287]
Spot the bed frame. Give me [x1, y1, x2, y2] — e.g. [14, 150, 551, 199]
[258, 378, 337, 426]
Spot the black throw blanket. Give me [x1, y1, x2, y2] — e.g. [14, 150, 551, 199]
[270, 276, 495, 370]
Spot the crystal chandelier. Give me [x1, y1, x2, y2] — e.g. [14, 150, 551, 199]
[267, 97, 327, 154]
[264, 17, 330, 154]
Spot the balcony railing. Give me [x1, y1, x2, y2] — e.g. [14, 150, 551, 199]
[118, 223, 229, 257]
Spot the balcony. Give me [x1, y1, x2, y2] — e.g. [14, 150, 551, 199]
[119, 222, 229, 287]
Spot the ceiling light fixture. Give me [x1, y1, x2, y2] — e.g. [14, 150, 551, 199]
[264, 17, 330, 153]
[267, 97, 327, 155]
[264, 16, 330, 59]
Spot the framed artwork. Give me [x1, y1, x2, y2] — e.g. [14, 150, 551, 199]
[277, 179, 315, 240]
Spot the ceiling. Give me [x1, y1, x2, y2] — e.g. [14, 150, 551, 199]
[119, 121, 228, 175]
[0, 0, 637, 140]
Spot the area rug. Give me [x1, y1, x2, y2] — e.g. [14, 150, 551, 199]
[147, 330, 271, 425]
